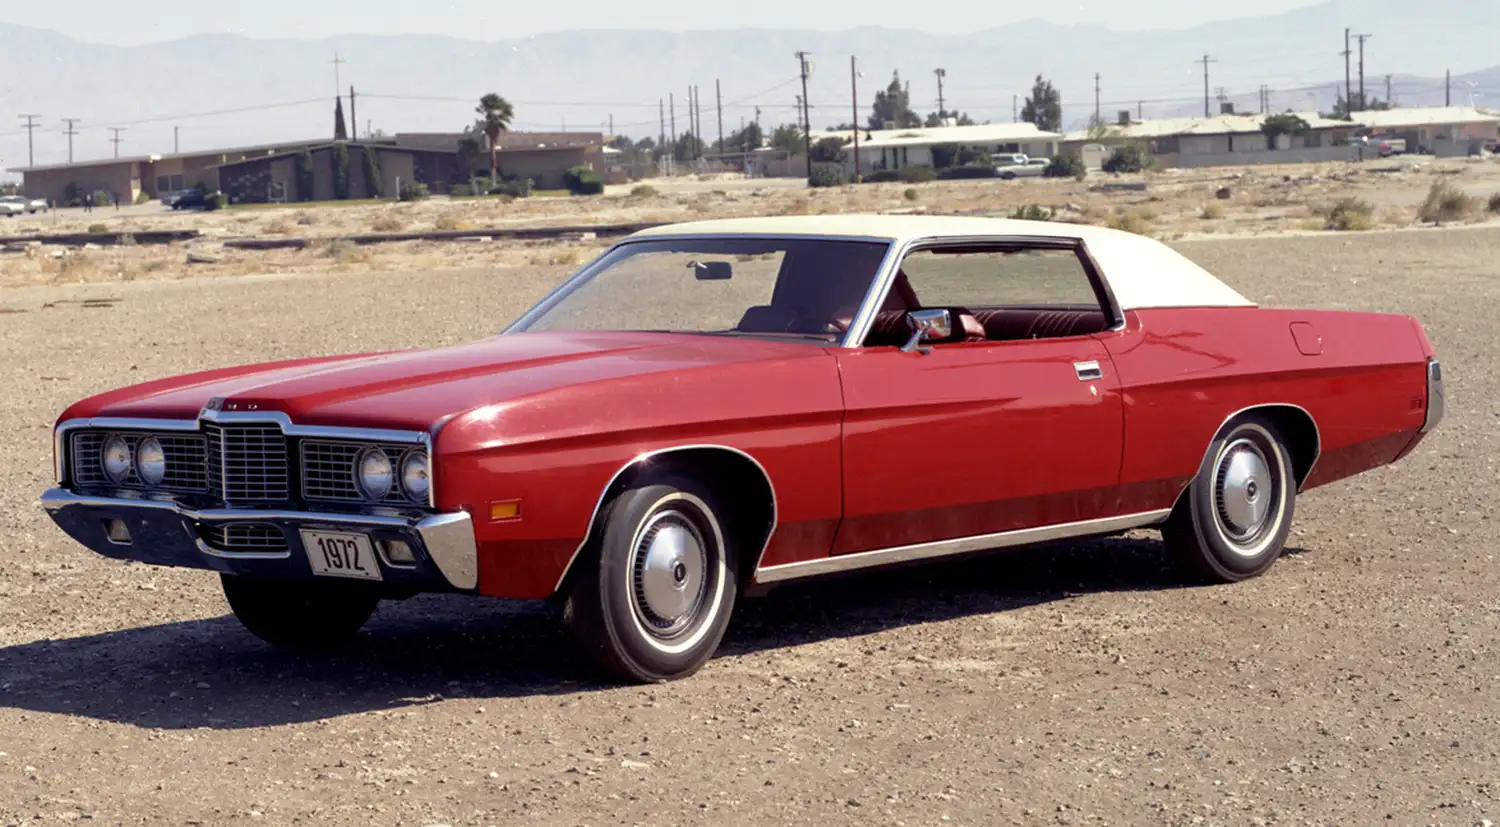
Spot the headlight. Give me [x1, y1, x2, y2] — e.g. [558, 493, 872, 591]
[102, 435, 133, 483]
[400, 452, 430, 502]
[136, 437, 167, 486]
[356, 447, 394, 500]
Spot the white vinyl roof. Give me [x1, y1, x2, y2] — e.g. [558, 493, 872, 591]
[628, 215, 1255, 312]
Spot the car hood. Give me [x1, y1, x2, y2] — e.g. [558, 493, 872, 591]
[69, 331, 831, 432]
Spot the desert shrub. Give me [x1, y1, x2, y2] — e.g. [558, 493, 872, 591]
[863, 170, 901, 183]
[434, 214, 470, 231]
[265, 218, 296, 235]
[331, 143, 351, 200]
[1325, 197, 1375, 231]
[936, 164, 997, 181]
[370, 213, 405, 232]
[562, 166, 605, 196]
[809, 136, 847, 164]
[1201, 202, 1226, 220]
[491, 178, 533, 198]
[134, 191, 152, 205]
[1010, 204, 1055, 221]
[294, 212, 318, 226]
[1489, 192, 1500, 214]
[898, 166, 936, 183]
[1044, 154, 1088, 180]
[399, 181, 430, 202]
[630, 183, 659, 197]
[903, 187, 919, 201]
[1106, 209, 1152, 235]
[1102, 145, 1152, 174]
[450, 183, 474, 197]
[957, 147, 991, 167]
[808, 163, 846, 188]
[201, 193, 227, 211]
[86, 223, 108, 233]
[1418, 180, 1475, 224]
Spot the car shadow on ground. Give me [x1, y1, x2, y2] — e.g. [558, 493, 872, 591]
[0, 536, 1306, 730]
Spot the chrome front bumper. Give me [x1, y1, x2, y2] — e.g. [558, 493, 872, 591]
[40, 489, 478, 591]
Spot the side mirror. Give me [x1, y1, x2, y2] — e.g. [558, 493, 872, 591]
[901, 308, 951, 354]
[688, 260, 733, 281]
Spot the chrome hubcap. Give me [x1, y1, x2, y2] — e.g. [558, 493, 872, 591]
[630, 510, 709, 638]
[1215, 438, 1274, 543]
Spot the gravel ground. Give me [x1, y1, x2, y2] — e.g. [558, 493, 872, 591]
[0, 226, 1495, 826]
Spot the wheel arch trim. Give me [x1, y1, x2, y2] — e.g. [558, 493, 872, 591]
[551, 443, 779, 595]
[1173, 403, 1322, 512]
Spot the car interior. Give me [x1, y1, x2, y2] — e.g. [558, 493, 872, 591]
[857, 269, 1113, 347]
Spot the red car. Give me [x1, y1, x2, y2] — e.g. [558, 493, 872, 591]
[42, 215, 1445, 682]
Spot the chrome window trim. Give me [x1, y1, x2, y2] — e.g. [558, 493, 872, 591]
[551, 443, 779, 594]
[502, 233, 900, 338]
[753, 509, 1173, 584]
[53, 412, 438, 509]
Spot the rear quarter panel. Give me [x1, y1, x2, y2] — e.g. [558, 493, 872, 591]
[430, 350, 845, 599]
[1101, 307, 1430, 515]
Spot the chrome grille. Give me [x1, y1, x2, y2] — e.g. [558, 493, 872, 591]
[203, 422, 290, 503]
[198, 523, 289, 554]
[301, 440, 425, 504]
[70, 431, 209, 492]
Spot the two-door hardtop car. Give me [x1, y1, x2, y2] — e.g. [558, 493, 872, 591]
[43, 215, 1444, 682]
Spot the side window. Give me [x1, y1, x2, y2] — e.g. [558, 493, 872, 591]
[864, 245, 1111, 346]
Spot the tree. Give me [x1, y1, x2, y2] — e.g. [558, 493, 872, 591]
[1261, 113, 1312, 148]
[361, 145, 383, 198]
[457, 132, 482, 179]
[1328, 92, 1390, 120]
[868, 72, 921, 130]
[673, 131, 705, 162]
[809, 136, 846, 163]
[331, 143, 351, 200]
[475, 93, 515, 181]
[770, 123, 804, 154]
[294, 149, 315, 202]
[1021, 75, 1063, 133]
[925, 111, 976, 127]
[727, 122, 764, 152]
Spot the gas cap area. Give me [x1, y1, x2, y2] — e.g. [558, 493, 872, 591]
[1290, 322, 1323, 356]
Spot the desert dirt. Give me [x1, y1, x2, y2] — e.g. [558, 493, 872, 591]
[0, 168, 1497, 825]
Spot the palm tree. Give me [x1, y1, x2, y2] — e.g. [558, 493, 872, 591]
[476, 93, 515, 182]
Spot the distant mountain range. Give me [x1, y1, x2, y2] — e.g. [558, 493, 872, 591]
[1, 0, 1497, 174]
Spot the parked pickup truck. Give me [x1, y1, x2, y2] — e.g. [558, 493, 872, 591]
[0, 195, 29, 216]
[994, 157, 1051, 180]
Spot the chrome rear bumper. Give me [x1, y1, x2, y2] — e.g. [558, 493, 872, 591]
[1422, 358, 1445, 434]
[40, 489, 477, 591]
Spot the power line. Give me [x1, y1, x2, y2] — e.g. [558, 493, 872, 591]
[61, 118, 80, 163]
[1355, 33, 1372, 110]
[1197, 55, 1218, 116]
[18, 114, 40, 167]
[934, 67, 947, 118]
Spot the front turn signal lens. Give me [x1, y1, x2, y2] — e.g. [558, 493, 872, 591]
[489, 500, 521, 522]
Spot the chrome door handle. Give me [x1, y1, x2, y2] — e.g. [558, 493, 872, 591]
[1074, 360, 1103, 381]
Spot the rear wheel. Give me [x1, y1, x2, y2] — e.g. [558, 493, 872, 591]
[1163, 415, 1296, 582]
[221, 575, 380, 649]
[563, 470, 738, 683]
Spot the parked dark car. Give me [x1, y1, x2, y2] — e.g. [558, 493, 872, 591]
[169, 189, 210, 210]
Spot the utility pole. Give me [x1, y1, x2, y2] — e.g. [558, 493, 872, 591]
[1094, 72, 1101, 123]
[715, 79, 724, 157]
[754, 105, 762, 144]
[795, 51, 813, 179]
[934, 68, 947, 120]
[61, 118, 80, 163]
[108, 127, 126, 158]
[1216, 87, 1230, 113]
[1385, 74, 1393, 107]
[1138, 101, 1143, 121]
[19, 114, 40, 167]
[851, 55, 861, 181]
[669, 93, 676, 148]
[609, 113, 614, 137]
[1197, 55, 1217, 117]
[1446, 69, 1452, 106]
[1342, 28, 1353, 117]
[695, 84, 703, 158]
[349, 86, 357, 140]
[173, 126, 180, 154]
[658, 99, 665, 154]
[1355, 33, 1371, 110]
[1012, 94, 1018, 123]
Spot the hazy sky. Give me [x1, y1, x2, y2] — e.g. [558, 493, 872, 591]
[3, 0, 1326, 44]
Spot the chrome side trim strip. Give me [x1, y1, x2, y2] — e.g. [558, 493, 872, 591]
[1421, 358, 1444, 434]
[550, 444, 779, 594]
[752, 509, 1173, 585]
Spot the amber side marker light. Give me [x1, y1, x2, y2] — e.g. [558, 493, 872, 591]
[489, 500, 522, 522]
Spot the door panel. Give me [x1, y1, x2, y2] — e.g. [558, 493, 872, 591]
[833, 337, 1124, 555]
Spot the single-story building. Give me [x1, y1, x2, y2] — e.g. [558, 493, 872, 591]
[6, 140, 325, 205]
[840, 123, 1065, 174]
[387, 131, 606, 191]
[1353, 107, 1500, 156]
[1062, 111, 1360, 169]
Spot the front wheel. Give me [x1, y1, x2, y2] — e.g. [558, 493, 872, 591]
[1162, 415, 1296, 583]
[563, 470, 738, 683]
[221, 575, 380, 649]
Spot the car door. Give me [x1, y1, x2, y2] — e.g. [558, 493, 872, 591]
[832, 239, 1126, 556]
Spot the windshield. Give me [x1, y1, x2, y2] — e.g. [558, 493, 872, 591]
[508, 237, 892, 344]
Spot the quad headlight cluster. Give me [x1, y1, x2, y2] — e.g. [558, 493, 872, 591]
[354, 446, 429, 503]
[100, 434, 168, 486]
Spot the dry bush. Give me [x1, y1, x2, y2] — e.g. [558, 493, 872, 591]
[1325, 198, 1375, 231]
[434, 214, 472, 231]
[1201, 202, 1226, 220]
[294, 212, 319, 226]
[630, 184, 659, 197]
[1106, 209, 1153, 236]
[1488, 192, 1500, 214]
[264, 218, 297, 235]
[1417, 180, 1475, 224]
[904, 188, 919, 201]
[371, 214, 406, 232]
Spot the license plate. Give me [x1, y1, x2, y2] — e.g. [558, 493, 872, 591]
[300, 530, 383, 582]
